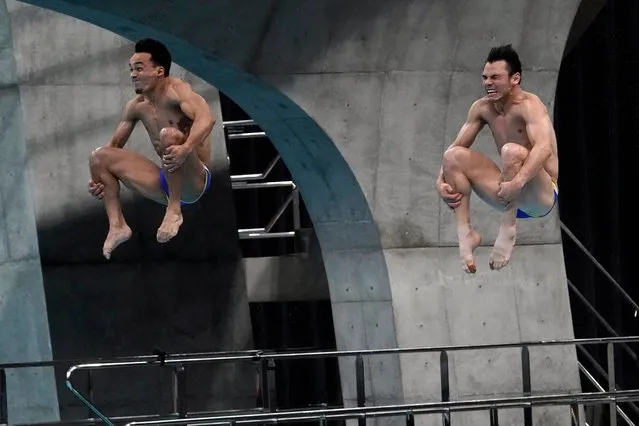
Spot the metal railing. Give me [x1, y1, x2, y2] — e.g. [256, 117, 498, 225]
[578, 361, 635, 424]
[223, 119, 302, 240]
[558, 219, 639, 423]
[560, 221, 639, 315]
[122, 389, 639, 426]
[1, 336, 634, 426]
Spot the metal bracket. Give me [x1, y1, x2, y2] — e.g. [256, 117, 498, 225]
[224, 120, 302, 240]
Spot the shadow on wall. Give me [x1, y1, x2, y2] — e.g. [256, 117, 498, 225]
[36, 173, 257, 417]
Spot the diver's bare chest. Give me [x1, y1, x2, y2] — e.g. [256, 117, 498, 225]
[486, 112, 528, 145]
[137, 102, 188, 136]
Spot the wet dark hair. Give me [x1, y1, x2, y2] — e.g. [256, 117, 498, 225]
[486, 44, 522, 83]
[135, 38, 172, 76]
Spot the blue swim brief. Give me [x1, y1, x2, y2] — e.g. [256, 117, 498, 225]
[159, 164, 212, 206]
[516, 180, 558, 219]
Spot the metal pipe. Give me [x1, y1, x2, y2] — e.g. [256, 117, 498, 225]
[124, 389, 639, 426]
[568, 280, 639, 362]
[579, 362, 635, 425]
[490, 407, 499, 426]
[355, 355, 366, 426]
[575, 344, 639, 418]
[521, 346, 532, 426]
[571, 403, 581, 426]
[405, 411, 415, 426]
[55, 335, 639, 424]
[66, 354, 258, 380]
[265, 185, 297, 232]
[292, 189, 301, 231]
[232, 181, 295, 190]
[230, 155, 281, 182]
[560, 221, 639, 313]
[260, 358, 270, 411]
[0, 369, 6, 425]
[440, 351, 450, 426]
[250, 336, 639, 361]
[223, 120, 256, 127]
[238, 228, 266, 234]
[0, 349, 263, 370]
[175, 364, 187, 418]
[227, 132, 267, 140]
[239, 232, 296, 240]
[608, 343, 618, 426]
[56, 336, 639, 379]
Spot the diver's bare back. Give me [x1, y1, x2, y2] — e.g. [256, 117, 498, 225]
[130, 77, 211, 163]
[478, 90, 558, 180]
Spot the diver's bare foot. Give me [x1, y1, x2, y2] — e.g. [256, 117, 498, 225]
[156, 209, 183, 243]
[103, 225, 132, 260]
[489, 224, 517, 270]
[458, 228, 481, 273]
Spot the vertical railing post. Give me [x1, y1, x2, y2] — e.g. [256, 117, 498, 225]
[87, 369, 95, 420]
[355, 354, 366, 426]
[260, 358, 271, 412]
[607, 343, 617, 426]
[521, 346, 532, 426]
[292, 188, 300, 232]
[405, 410, 415, 426]
[0, 369, 7, 425]
[172, 364, 187, 418]
[571, 403, 581, 426]
[440, 351, 450, 426]
[489, 407, 499, 426]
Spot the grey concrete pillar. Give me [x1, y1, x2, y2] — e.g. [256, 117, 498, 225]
[0, 0, 59, 422]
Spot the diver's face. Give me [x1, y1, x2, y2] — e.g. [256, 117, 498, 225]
[482, 60, 519, 102]
[129, 53, 164, 94]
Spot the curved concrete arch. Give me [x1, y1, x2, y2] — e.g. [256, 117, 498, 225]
[16, 0, 401, 408]
[11, 0, 589, 421]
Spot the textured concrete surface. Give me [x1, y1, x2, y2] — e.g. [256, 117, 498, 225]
[244, 233, 330, 302]
[0, 0, 59, 422]
[13, 0, 405, 409]
[12, 0, 585, 423]
[5, 0, 255, 419]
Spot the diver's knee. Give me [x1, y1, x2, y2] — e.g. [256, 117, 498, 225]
[89, 146, 107, 168]
[501, 143, 528, 166]
[442, 146, 470, 169]
[159, 127, 185, 147]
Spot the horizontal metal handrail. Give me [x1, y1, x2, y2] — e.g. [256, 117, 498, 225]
[230, 155, 281, 182]
[0, 349, 263, 371]
[0, 337, 632, 375]
[231, 180, 294, 190]
[53, 336, 639, 426]
[124, 389, 639, 426]
[63, 336, 639, 377]
[223, 119, 256, 127]
[238, 231, 296, 239]
[227, 131, 267, 140]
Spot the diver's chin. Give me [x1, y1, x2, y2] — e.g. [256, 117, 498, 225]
[134, 88, 143, 94]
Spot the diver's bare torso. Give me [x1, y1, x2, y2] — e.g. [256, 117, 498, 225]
[130, 78, 211, 163]
[477, 91, 559, 181]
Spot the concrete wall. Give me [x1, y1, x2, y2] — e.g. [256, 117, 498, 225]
[5, 0, 256, 420]
[16, 0, 406, 413]
[244, 233, 330, 303]
[0, 0, 59, 423]
[253, 2, 584, 424]
[10, 0, 586, 424]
